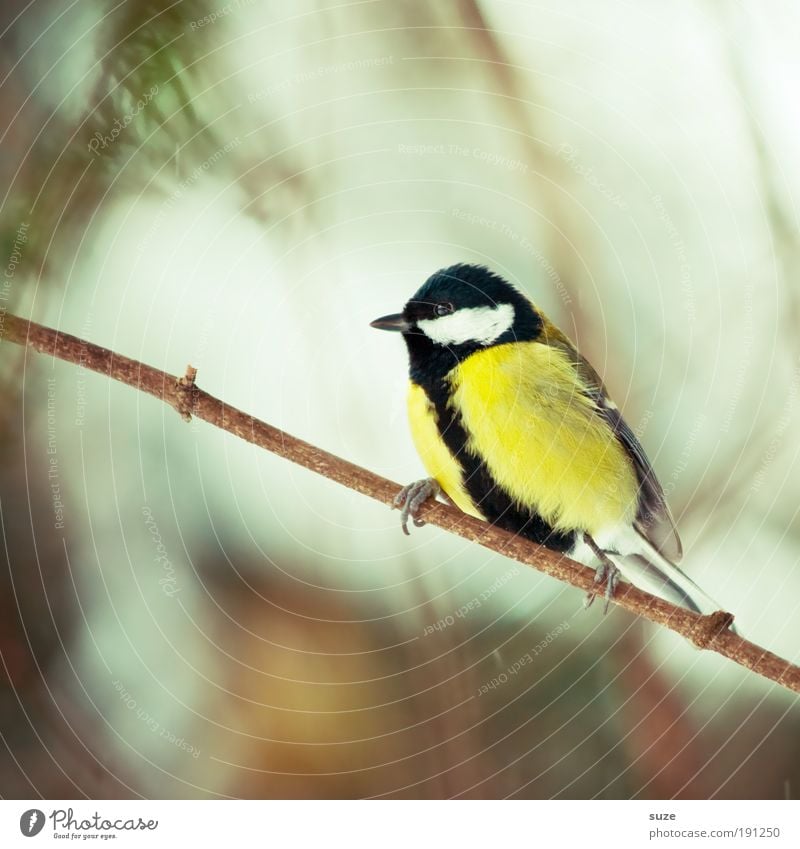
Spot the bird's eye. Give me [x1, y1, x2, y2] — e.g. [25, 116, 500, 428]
[434, 302, 454, 317]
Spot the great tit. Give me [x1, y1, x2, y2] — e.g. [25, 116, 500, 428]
[371, 262, 725, 616]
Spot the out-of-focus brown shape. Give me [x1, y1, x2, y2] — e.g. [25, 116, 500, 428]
[0, 414, 133, 798]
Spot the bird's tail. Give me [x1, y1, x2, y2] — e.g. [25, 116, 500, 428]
[608, 530, 737, 632]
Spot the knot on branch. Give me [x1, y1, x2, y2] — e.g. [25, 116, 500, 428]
[690, 610, 736, 649]
[175, 365, 198, 422]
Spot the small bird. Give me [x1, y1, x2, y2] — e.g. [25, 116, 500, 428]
[371, 262, 725, 616]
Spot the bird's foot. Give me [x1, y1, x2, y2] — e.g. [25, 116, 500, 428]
[393, 478, 441, 535]
[582, 534, 620, 614]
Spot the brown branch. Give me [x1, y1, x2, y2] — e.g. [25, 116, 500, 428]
[2, 312, 800, 694]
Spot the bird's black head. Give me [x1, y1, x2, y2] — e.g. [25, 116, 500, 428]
[370, 263, 542, 383]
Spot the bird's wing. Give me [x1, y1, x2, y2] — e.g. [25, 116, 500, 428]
[542, 322, 683, 563]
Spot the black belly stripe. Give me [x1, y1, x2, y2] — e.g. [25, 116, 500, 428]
[417, 379, 576, 553]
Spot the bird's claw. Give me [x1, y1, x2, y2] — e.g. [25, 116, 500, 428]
[393, 478, 441, 535]
[583, 539, 620, 614]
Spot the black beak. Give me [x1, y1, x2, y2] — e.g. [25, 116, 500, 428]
[370, 313, 411, 333]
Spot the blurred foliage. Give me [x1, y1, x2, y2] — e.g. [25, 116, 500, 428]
[1, 0, 799, 799]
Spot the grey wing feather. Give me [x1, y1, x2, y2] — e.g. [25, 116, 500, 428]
[595, 396, 683, 563]
[548, 334, 683, 562]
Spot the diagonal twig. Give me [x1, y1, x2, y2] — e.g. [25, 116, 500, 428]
[2, 312, 800, 694]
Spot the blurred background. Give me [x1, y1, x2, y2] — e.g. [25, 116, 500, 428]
[1, 0, 799, 799]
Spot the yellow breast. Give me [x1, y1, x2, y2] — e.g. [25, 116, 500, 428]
[406, 383, 484, 519]
[447, 342, 639, 535]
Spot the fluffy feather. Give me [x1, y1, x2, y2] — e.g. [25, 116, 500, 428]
[577, 524, 727, 618]
[541, 318, 683, 562]
[448, 341, 639, 535]
[406, 383, 482, 519]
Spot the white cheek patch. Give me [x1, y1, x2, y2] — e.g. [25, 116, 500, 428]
[417, 303, 515, 346]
